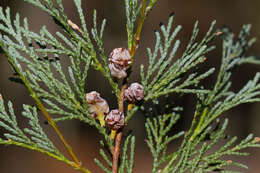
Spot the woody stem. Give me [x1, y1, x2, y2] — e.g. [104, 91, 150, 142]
[112, 83, 127, 173]
[111, 1, 149, 172]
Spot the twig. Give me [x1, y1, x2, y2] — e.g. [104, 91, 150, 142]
[112, 130, 123, 173]
[112, 84, 127, 173]
[111, 0, 153, 172]
[130, 0, 147, 59]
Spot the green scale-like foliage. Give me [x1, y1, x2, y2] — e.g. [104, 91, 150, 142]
[0, 94, 67, 161]
[0, 0, 114, 149]
[141, 16, 216, 100]
[0, 0, 260, 173]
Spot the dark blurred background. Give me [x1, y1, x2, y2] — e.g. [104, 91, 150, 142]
[0, 0, 260, 173]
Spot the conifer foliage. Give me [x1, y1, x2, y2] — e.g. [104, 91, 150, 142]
[0, 0, 260, 172]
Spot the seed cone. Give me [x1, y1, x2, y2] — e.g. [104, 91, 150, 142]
[85, 91, 109, 127]
[105, 109, 125, 130]
[108, 48, 132, 79]
[124, 82, 144, 103]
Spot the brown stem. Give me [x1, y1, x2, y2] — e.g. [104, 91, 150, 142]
[112, 83, 127, 173]
[112, 130, 123, 173]
[111, 1, 149, 172]
[119, 84, 128, 112]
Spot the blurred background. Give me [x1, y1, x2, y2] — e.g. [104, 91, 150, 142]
[0, 0, 260, 172]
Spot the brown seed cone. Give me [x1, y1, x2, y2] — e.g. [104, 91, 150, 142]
[108, 63, 127, 79]
[85, 91, 109, 118]
[108, 48, 132, 79]
[124, 82, 144, 103]
[105, 110, 125, 130]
